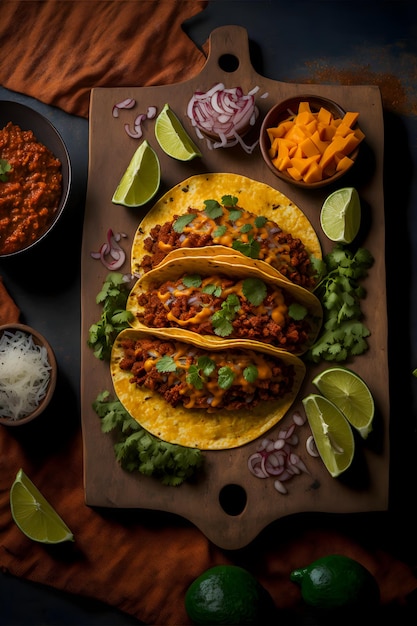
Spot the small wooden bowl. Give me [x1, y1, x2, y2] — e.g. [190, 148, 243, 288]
[260, 94, 360, 189]
[0, 323, 57, 426]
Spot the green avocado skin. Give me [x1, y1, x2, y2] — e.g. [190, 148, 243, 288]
[290, 554, 380, 610]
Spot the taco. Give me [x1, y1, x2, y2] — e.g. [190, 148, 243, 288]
[110, 329, 306, 450]
[131, 173, 322, 290]
[127, 254, 323, 355]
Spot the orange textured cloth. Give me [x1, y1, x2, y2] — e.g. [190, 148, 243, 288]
[1, 1, 417, 624]
[0, 0, 208, 118]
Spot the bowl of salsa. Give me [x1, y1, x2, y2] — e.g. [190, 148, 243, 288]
[0, 101, 71, 257]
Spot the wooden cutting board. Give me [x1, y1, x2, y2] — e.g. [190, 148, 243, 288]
[81, 26, 388, 550]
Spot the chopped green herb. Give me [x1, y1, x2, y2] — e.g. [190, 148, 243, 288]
[186, 364, 204, 389]
[211, 293, 240, 337]
[242, 277, 267, 306]
[182, 274, 202, 288]
[221, 195, 238, 207]
[0, 159, 11, 182]
[240, 223, 253, 234]
[202, 283, 222, 297]
[203, 199, 223, 219]
[93, 391, 203, 486]
[218, 366, 235, 389]
[243, 364, 258, 383]
[228, 208, 243, 222]
[87, 272, 133, 361]
[254, 215, 267, 228]
[306, 244, 374, 363]
[288, 302, 307, 320]
[186, 356, 216, 389]
[173, 213, 196, 233]
[213, 224, 227, 238]
[156, 355, 177, 373]
[232, 236, 261, 259]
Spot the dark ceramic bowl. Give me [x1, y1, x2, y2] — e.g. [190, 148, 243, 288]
[0, 323, 57, 426]
[260, 94, 360, 189]
[0, 100, 71, 257]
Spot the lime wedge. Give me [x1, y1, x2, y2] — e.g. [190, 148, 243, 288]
[302, 394, 355, 477]
[155, 103, 202, 161]
[312, 366, 375, 439]
[112, 140, 160, 207]
[320, 187, 361, 243]
[10, 468, 74, 544]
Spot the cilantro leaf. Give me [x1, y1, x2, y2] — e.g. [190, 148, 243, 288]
[306, 244, 374, 363]
[244, 364, 258, 383]
[232, 236, 261, 259]
[182, 274, 202, 288]
[213, 224, 227, 238]
[242, 277, 267, 306]
[218, 366, 235, 389]
[211, 293, 240, 337]
[254, 215, 267, 228]
[203, 283, 222, 297]
[203, 199, 223, 219]
[221, 195, 238, 207]
[173, 213, 196, 233]
[93, 391, 203, 486]
[156, 355, 177, 373]
[288, 302, 307, 320]
[87, 272, 133, 361]
[0, 159, 11, 182]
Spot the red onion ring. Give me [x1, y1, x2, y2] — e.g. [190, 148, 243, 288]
[90, 229, 127, 270]
[187, 82, 260, 154]
[247, 411, 312, 494]
[112, 98, 136, 117]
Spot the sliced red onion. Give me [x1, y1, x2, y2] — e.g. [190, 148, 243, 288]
[90, 229, 127, 270]
[112, 98, 136, 117]
[247, 411, 312, 494]
[306, 435, 320, 457]
[124, 122, 143, 139]
[146, 106, 157, 119]
[187, 82, 260, 153]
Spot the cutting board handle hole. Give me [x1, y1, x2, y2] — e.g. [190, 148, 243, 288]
[217, 54, 240, 73]
[219, 483, 247, 516]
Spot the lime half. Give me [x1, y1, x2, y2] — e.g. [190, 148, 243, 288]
[320, 187, 361, 243]
[302, 394, 355, 477]
[112, 140, 160, 207]
[10, 469, 74, 544]
[155, 103, 202, 161]
[312, 367, 375, 439]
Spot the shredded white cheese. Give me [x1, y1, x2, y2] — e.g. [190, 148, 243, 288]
[0, 330, 52, 420]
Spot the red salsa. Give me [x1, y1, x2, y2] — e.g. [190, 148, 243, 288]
[0, 122, 62, 255]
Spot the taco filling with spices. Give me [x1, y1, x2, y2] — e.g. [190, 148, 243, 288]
[111, 329, 306, 449]
[131, 173, 322, 290]
[127, 255, 323, 355]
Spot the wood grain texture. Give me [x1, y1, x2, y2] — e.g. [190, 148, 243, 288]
[81, 26, 388, 549]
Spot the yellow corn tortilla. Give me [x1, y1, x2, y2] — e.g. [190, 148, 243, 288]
[110, 328, 306, 450]
[127, 253, 323, 355]
[131, 173, 322, 279]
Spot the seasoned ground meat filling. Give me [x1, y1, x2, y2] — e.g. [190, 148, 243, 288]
[135, 273, 312, 353]
[139, 202, 316, 289]
[117, 337, 296, 412]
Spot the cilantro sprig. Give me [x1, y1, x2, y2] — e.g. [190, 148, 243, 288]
[0, 159, 11, 182]
[306, 244, 374, 362]
[93, 391, 203, 486]
[87, 272, 133, 360]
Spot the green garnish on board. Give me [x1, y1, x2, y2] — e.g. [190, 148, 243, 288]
[306, 244, 374, 362]
[87, 272, 133, 360]
[0, 159, 11, 182]
[93, 391, 203, 486]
